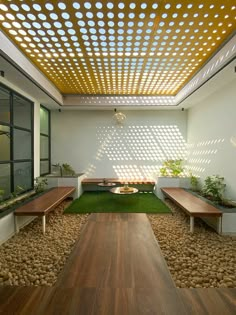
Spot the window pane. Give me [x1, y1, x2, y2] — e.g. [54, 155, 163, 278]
[40, 107, 49, 135]
[40, 160, 49, 175]
[0, 125, 10, 161]
[13, 94, 32, 130]
[14, 162, 32, 191]
[0, 163, 11, 199]
[14, 129, 31, 160]
[0, 86, 10, 124]
[40, 135, 49, 159]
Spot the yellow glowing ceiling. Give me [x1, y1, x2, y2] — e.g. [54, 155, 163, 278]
[0, 1, 235, 95]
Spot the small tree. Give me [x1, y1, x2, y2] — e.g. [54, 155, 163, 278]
[62, 163, 75, 176]
[160, 159, 184, 177]
[52, 162, 75, 176]
[201, 175, 226, 202]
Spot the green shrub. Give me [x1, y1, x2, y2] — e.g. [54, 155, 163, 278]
[201, 175, 226, 202]
[52, 163, 75, 176]
[190, 174, 199, 191]
[62, 163, 75, 176]
[34, 177, 48, 193]
[159, 159, 184, 177]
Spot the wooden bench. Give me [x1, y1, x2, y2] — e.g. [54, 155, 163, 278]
[161, 187, 222, 233]
[14, 187, 75, 234]
[82, 178, 155, 184]
[82, 178, 155, 191]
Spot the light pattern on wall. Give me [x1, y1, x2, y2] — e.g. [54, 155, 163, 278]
[96, 125, 186, 178]
[186, 138, 225, 174]
[0, 1, 235, 95]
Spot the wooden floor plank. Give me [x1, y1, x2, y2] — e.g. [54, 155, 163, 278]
[58, 213, 174, 290]
[178, 288, 236, 315]
[1, 213, 236, 315]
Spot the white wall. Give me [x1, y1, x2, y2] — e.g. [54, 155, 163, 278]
[187, 80, 236, 199]
[51, 110, 187, 179]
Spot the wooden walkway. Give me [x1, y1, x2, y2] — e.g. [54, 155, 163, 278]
[0, 213, 236, 314]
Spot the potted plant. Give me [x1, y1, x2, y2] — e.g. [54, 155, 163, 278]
[155, 159, 190, 199]
[46, 163, 83, 198]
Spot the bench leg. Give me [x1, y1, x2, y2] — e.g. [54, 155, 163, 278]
[42, 215, 46, 234]
[190, 216, 194, 233]
[218, 216, 222, 234]
[14, 216, 19, 233]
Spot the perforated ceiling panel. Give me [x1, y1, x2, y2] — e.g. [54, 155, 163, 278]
[0, 1, 235, 95]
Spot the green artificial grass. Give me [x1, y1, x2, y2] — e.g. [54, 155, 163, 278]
[64, 191, 171, 214]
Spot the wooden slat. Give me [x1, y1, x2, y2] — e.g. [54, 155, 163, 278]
[0, 213, 236, 314]
[14, 187, 75, 216]
[161, 187, 222, 217]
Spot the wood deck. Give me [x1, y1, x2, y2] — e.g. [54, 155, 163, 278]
[0, 213, 235, 314]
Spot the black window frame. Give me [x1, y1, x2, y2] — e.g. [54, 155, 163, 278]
[0, 82, 34, 201]
[40, 105, 51, 176]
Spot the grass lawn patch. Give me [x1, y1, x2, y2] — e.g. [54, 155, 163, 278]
[64, 191, 171, 214]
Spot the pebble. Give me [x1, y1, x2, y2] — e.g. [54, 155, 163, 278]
[0, 200, 88, 286]
[148, 200, 236, 289]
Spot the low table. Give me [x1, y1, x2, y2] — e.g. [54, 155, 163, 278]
[110, 187, 139, 194]
[97, 182, 116, 187]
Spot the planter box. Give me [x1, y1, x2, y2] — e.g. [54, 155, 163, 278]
[46, 173, 85, 198]
[0, 190, 49, 244]
[154, 177, 190, 200]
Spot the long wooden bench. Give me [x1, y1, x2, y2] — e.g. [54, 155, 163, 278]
[14, 186, 75, 234]
[82, 178, 155, 192]
[161, 187, 222, 233]
[82, 178, 155, 184]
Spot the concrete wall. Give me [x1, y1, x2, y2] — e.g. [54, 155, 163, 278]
[51, 110, 187, 179]
[187, 80, 236, 199]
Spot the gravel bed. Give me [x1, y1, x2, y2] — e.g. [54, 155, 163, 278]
[148, 200, 236, 288]
[0, 201, 88, 286]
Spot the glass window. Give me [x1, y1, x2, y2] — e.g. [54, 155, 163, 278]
[0, 86, 10, 124]
[13, 94, 32, 130]
[40, 107, 49, 135]
[0, 163, 11, 199]
[40, 106, 50, 175]
[14, 162, 32, 191]
[0, 83, 34, 207]
[14, 129, 32, 160]
[0, 125, 10, 161]
[40, 161, 49, 175]
[40, 135, 49, 159]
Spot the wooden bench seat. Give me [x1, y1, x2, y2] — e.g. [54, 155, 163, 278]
[161, 187, 222, 233]
[82, 178, 155, 192]
[82, 178, 155, 185]
[14, 186, 75, 234]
